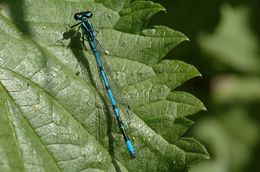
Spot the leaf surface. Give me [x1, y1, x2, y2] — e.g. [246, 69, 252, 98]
[0, 0, 208, 171]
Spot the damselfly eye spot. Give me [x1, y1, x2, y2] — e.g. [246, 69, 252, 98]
[84, 11, 93, 18]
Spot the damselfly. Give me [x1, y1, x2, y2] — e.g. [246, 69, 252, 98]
[68, 11, 135, 159]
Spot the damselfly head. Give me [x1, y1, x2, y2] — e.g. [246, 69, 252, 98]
[74, 11, 93, 21]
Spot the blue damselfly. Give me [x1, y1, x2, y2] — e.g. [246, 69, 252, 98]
[68, 11, 135, 159]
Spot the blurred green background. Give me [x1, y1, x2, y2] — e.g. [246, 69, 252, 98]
[151, 0, 260, 172]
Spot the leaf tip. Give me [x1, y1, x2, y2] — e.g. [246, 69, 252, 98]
[161, 6, 167, 13]
[202, 105, 207, 111]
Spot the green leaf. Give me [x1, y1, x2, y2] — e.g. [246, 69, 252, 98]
[212, 75, 260, 104]
[0, 0, 208, 171]
[191, 108, 259, 172]
[192, 4, 260, 172]
[114, 1, 165, 33]
[198, 4, 260, 74]
[152, 60, 201, 90]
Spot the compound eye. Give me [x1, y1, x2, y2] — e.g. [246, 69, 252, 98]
[74, 13, 82, 20]
[85, 11, 93, 18]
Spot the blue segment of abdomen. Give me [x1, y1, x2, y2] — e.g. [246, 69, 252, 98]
[88, 39, 135, 158]
[126, 140, 135, 156]
[107, 89, 116, 106]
